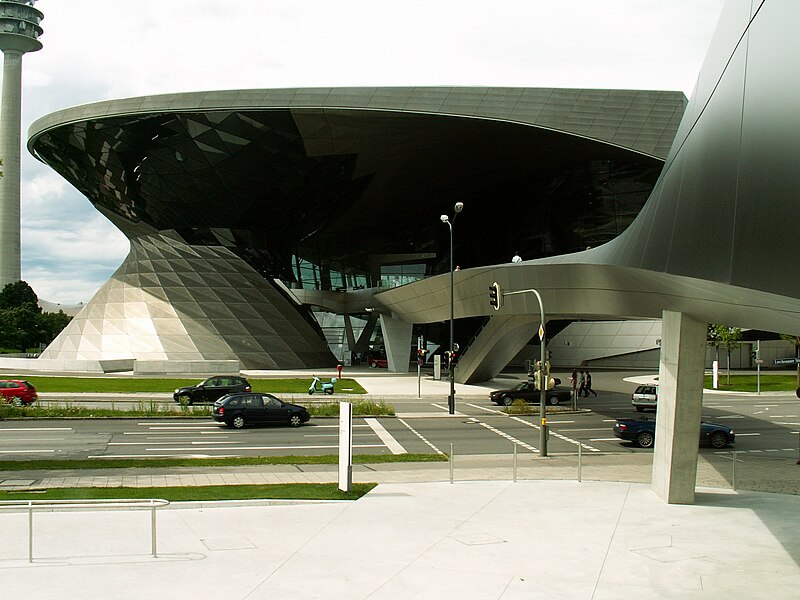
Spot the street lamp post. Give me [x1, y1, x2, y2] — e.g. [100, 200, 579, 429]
[440, 202, 464, 415]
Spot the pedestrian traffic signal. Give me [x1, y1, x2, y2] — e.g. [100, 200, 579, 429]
[488, 282, 502, 310]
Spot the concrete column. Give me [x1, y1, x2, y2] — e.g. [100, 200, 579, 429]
[379, 313, 413, 373]
[651, 310, 707, 504]
[0, 50, 23, 286]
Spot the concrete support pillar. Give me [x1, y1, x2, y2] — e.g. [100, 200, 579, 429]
[379, 313, 412, 373]
[0, 50, 23, 286]
[651, 310, 707, 504]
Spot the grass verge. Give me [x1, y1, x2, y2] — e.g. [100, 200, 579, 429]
[0, 398, 394, 419]
[0, 482, 377, 502]
[18, 376, 367, 394]
[0, 453, 447, 472]
[703, 374, 799, 392]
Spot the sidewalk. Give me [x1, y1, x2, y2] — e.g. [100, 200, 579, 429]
[1, 478, 798, 599]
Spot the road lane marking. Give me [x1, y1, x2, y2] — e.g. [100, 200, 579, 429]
[559, 428, 608, 432]
[734, 433, 761, 436]
[365, 418, 406, 454]
[590, 438, 621, 442]
[713, 415, 745, 419]
[398, 418, 444, 455]
[142, 444, 385, 451]
[300, 424, 371, 429]
[304, 433, 375, 438]
[123, 431, 229, 435]
[109, 441, 239, 446]
[0, 449, 56, 454]
[0, 427, 72, 431]
[469, 418, 538, 452]
[508, 416, 600, 452]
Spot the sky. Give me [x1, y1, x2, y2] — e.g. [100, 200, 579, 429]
[12, 0, 726, 305]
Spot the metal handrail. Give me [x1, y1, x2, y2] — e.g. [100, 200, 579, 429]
[0, 498, 170, 562]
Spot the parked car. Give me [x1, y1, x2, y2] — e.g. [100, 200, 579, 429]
[173, 375, 251, 405]
[490, 379, 570, 406]
[368, 357, 388, 368]
[0, 379, 37, 405]
[613, 418, 735, 449]
[212, 392, 310, 428]
[631, 384, 658, 412]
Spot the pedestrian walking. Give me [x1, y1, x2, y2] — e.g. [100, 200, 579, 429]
[585, 370, 598, 397]
[578, 369, 587, 397]
[570, 368, 577, 395]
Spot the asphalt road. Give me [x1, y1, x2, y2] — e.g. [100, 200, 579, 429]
[2, 390, 798, 462]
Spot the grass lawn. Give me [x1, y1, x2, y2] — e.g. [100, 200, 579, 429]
[0, 482, 377, 502]
[704, 374, 799, 392]
[18, 376, 367, 394]
[0, 453, 447, 472]
[0, 398, 394, 419]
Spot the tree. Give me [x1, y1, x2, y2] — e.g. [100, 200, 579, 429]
[708, 324, 742, 384]
[0, 280, 39, 311]
[0, 280, 72, 352]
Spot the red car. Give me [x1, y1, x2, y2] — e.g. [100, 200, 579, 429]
[368, 357, 388, 368]
[0, 380, 38, 405]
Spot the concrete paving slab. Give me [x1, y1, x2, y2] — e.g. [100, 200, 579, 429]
[1, 480, 798, 599]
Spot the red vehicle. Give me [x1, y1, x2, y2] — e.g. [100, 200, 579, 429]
[0, 380, 38, 405]
[368, 357, 388, 368]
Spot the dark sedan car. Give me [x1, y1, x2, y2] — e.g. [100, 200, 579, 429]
[490, 379, 571, 406]
[613, 418, 735, 449]
[173, 375, 251, 405]
[212, 392, 310, 428]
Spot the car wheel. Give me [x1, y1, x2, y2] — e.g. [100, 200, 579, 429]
[177, 394, 192, 406]
[289, 414, 302, 427]
[547, 395, 559, 406]
[232, 415, 245, 429]
[636, 431, 655, 448]
[709, 431, 728, 449]
[369, 361, 377, 368]
[502, 396, 513, 407]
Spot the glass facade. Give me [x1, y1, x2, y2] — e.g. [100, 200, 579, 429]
[29, 90, 681, 365]
[32, 108, 663, 290]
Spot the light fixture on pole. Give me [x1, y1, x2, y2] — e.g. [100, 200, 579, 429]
[440, 201, 464, 415]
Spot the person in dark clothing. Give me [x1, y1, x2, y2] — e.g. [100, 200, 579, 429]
[584, 370, 598, 397]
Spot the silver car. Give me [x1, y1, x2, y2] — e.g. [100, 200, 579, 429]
[631, 385, 657, 412]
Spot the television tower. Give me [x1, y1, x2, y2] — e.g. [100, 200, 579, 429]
[0, 0, 42, 287]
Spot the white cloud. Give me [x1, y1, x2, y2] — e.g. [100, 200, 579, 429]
[9, 0, 726, 304]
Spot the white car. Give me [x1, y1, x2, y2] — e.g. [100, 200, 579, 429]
[631, 385, 657, 412]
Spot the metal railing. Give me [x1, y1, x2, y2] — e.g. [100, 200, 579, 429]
[0, 498, 170, 562]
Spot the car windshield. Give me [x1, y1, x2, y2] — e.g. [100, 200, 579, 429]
[513, 382, 527, 391]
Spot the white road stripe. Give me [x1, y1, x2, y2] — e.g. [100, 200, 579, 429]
[590, 438, 621, 442]
[398, 419, 444, 455]
[714, 415, 745, 419]
[123, 431, 229, 435]
[364, 418, 406, 454]
[109, 441, 239, 446]
[142, 444, 385, 451]
[0, 427, 72, 432]
[470, 418, 538, 452]
[734, 433, 761, 436]
[508, 416, 601, 452]
[559, 428, 608, 432]
[0, 449, 56, 454]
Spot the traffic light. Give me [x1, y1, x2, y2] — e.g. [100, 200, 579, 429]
[451, 351, 459, 367]
[488, 282, 502, 310]
[444, 350, 452, 369]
